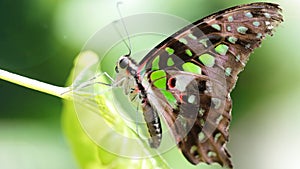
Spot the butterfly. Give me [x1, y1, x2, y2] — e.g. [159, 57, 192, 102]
[113, 2, 283, 168]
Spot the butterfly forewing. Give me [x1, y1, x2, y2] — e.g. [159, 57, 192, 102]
[121, 2, 282, 168]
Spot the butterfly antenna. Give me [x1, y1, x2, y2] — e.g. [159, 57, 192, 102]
[116, 1, 132, 56]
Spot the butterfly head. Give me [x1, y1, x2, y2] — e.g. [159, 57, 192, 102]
[114, 55, 138, 90]
[115, 55, 130, 74]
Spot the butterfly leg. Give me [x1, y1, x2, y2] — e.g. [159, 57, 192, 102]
[62, 72, 115, 96]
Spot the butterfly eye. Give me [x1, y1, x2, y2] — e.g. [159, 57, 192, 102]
[119, 57, 129, 69]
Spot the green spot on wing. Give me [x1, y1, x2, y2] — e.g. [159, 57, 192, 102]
[199, 108, 205, 116]
[165, 47, 174, 55]
[151, 56, 160, 70]
[185, 49, 193, 57]
[199, 38, 208, 48]
[228, 16, 233, 22]
[212, 98, 221, 109]
[182, 62, 202, 74]
[264, 13, 271, 18]
[188, 95, 196, 104]
[227, 26, 231, 31]
[199, 54, 215, 67]
[211, 24, 221, 31]
[225, 67, 232, 76]
[256, 33, 262, 39]
[161, 90, 177, 109]
[253, 21, 260, 27]
[235, 55, 240, 62]
[214, 133, 221, 142]
[190, 145, 197, 154]
[198, 132, 205, 141]
[200, 119, 205, 126]
[245, 12, 253, 18]
[228, 36, 237, 44]
[237, 26, 248, 34]
[208, 151, 217, 157]
[179, 38, 188, 45]
[215, 44, 229, 55]
[150, 70, 167, 89]
[167, 57, 174, 66]
[188, 33, 197, 40]
[245, 44, 251, 49]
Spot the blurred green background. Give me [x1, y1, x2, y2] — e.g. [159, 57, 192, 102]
[0, 0, 299, 169]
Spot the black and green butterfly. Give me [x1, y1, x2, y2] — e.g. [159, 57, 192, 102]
[113, 2, 282, 168]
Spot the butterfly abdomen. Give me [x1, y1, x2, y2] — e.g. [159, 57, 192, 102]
[142, 98, 162, 148]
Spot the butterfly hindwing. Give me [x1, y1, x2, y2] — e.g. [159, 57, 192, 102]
[144, 70, 232, 167]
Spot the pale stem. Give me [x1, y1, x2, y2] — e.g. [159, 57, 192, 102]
[0, 68, 72, 100]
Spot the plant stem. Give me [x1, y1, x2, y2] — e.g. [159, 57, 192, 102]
[0, 68, 72, 100]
